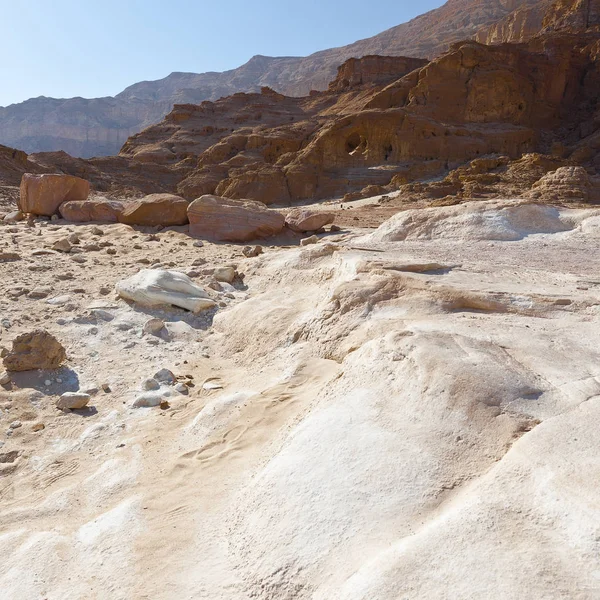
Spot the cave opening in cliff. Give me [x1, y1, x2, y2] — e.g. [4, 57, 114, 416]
[346, 132, 368, 156]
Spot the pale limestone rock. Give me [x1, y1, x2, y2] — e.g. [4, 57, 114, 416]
[116, 269, 216, 313]
[56, 392, 90, 410]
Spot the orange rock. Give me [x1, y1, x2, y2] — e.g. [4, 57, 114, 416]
[187, 195, 285, 242]
[118, 193, 189, 226]
[19, 173, 89, 216]
[59, 199, 124, 222]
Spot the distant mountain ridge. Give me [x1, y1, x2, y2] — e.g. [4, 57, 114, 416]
[0, 0, 553, 158]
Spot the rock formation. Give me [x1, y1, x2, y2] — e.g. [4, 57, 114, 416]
[0, 0, 571, 158]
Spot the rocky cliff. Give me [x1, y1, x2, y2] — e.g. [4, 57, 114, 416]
[0, 0, 562, 158]
[13, 21, 596, 209]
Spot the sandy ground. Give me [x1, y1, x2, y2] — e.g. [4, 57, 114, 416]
[1, 199, 600, 599]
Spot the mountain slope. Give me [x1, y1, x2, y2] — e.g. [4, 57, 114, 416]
[0, 0, 554, 158]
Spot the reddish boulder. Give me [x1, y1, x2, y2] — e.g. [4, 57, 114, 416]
[118, 193, 189, 226]
[19, 173, 90, 216]
[60, 198, 124, 222]
[187, 195, 285, 242]
[285, 208, 335, 232]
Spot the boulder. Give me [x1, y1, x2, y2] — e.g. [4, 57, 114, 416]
[116, 269, 216, 313]
[19, 173, 89, 216]
[187, 195, 285, 242]
[60, 198, 124, 222]
[3, 330, 66, 372]
[118, 193, 189, 226]
[285, 208, 335, 232]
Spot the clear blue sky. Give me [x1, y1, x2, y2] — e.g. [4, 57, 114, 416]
[0, 0, 444, 107]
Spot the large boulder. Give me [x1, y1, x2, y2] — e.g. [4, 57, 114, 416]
[285, 208, 335, 232]
[116, 269, 216, 313]
[59, 198, 124, 222]
[3, 330, 66, 372]
[118, 193, 189, 226]
[187, 195, 285, 242]
[19, 173, 90, 216]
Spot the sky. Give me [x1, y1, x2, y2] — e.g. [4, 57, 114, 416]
[0, 0, 444, 107]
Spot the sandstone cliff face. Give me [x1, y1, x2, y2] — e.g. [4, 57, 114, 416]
[0, 0, 568, 158]
[31, 31, 597, 207]
[327, 56, 428, 92]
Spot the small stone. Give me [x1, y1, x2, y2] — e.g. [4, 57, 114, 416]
[0, 372, 10, 385]
[192, 258, 207, 266]
[143, 318, 167, 337]
[56, 392, 91, 410]
[4, 210, 24, 222]
[52, 238, 72, 253]
[242, 245, 263, 258]
[193, 240, 204, 248]
[68, 233, 81, 244]
[28, 287, 51, 299]
[214, 266, 236, 284]
[101, 383, 111, 393]
[174, 383, 189, 395]
[141, 378, 160, 391]
[99, 287, 111, 296]
[44, 379, 52, 386]
[106, 247, 117, 255]
[32, 423, 45, 432]
[300, 235, 319, 246]
[154, 368, 176, 384]
[330, 224, 341, 232]
[91, 227, 104, 236]
[9, 421, 22, 429]
[46, 295, 71, 306]
[0, 252, 21, 262]
[91, 309, 114, 322]
[132, 389, 171, 408]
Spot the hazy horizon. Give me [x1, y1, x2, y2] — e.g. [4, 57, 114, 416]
[0, 0, 444, 107]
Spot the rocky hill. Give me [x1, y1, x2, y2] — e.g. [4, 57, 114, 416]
[15, 15, 595, 210]
[0, 0, 559, 158]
